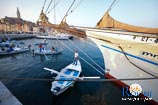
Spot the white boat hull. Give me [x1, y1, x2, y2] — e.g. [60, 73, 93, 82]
[34, 50, 62, 55]
[87, 34, 158, 104]
[0, 48, 29, 56]
[36, 35, 73, 40]
[51, 60, 82, 95]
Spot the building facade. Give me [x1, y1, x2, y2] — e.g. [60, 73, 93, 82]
[0, 8, 35, 34]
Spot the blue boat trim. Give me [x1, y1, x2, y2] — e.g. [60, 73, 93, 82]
[101, 45, 158, 66]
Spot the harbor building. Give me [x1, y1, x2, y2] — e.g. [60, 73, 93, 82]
[0, 8, 35, 34]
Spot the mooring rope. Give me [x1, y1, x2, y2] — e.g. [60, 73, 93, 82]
[0, 76, 157, 82]
[67, 38, 105, 72]
[118, 46, 158, 78]
[88, 36, 158, 78]
[54, 35, 105, 76]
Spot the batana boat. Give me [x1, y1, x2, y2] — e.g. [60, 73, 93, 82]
[44, 60, 100, 95]
[34, 49, 62, 55]
[36, 34, 73, 40]
[0, 41, 29, 56]
[44, 60, 82, 95]
[34, 42, 62, 55]
[0, 47, 29, 56]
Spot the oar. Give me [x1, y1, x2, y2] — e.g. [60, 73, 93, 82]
[79, 76, 100, 80]
[44, 68, 101, 80]
[42, 50, 50, 61]
[44, 67, 59, 74]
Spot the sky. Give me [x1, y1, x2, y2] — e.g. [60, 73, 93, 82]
[0, 0, 158, 28]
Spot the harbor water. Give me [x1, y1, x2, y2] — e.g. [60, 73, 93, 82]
[0, 36, 147, 105]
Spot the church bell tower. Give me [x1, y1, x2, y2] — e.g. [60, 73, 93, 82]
[17, 7, 21, 19]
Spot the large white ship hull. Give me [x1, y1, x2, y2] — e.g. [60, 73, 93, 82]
[86, 29, 158, 104]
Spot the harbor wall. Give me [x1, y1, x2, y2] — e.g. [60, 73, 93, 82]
[0, 34, 36, 40]
[0, 81, 22, 105]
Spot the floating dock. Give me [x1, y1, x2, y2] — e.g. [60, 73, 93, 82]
[0, 81, 22, 105]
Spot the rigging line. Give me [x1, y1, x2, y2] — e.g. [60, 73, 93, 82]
[66, 0, 76, 15]
[68, 0, 84, 15]
[56, 0, 68, 22]
[86, 37, 158, 77]
[45, 0, 54, 13]
[104, 0, 110, 7]
[0, 77, 157, 82]
[54, 0, 56, 23]
[107, 0, 117, 12]
[42, 0, 47, 11]
[58, 11, 63, 24]
[118, 46, 158, 78]
[57, 40, 104, 76]
[80, 57, 104, 76]
[111, 0, 119, 10]
[47, 0, 62, 14]
[97, 0, 109, 15]
[52, 34, 104, 75]
[54, 36, 104, 76]
[60, 0, 76, 23]
[67, 38, 105, 73]
[71, 37, 111, 72]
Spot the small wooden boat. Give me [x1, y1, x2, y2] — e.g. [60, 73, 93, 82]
[34, 42, 62, 55]
[0, 47, 29, 56]
[0, 41, 29, 56]
[36, 34, 73, 40]
[34, 49, 62, 55]
[44, 60, 100, 95]
[44, 60, 82, 95]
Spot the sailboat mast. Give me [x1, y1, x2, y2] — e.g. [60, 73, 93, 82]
[107, 0, 117, 12]
[60, 0, 76, 24]
[54, 0, 56, 24]
[42, 0, 47, 11]
[45, 0, 53, 13]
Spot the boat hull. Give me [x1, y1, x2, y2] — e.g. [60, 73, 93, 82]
[52, 81, 74, 96]
[0, 48, 29, 56]
[36, 35, 73, 40]
[86, 29, 158, 104]
[34, 50, 62, 55]
[51, 60, 82, 96]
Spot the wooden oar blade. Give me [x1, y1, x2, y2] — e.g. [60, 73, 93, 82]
[80, 76, 100, 79]
[44, 67, 59, 74]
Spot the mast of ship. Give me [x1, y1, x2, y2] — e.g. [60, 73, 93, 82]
[38, 0, 50, 24]
[107, 0, 117, 13]
[45, 0, 53, 13]
[53, 0, 56, 24]
[42, 0, 47, 12]
[59, 0, 76, 27]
